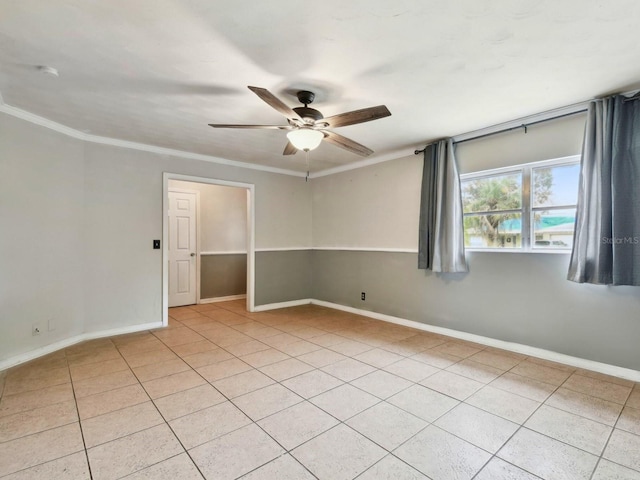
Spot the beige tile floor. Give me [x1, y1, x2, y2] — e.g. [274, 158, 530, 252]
[1, 300, 639, 479]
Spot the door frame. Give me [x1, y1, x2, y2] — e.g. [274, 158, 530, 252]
[167, 187, 201, 307]
[162, 173, 256, 327]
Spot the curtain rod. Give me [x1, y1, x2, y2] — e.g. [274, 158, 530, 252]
[414, 108, 587, 155]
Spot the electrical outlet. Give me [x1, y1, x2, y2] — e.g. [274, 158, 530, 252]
[361, 292, 366, 301]
[32, 324, 42, 336]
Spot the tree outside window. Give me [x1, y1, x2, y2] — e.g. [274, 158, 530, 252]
[461, 159, 579, 251]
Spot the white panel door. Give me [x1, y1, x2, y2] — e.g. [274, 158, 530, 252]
[168, 191, 197, 307]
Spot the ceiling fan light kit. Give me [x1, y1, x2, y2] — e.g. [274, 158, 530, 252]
[286, 128, 324, 151]
[209, 86, 391, 158]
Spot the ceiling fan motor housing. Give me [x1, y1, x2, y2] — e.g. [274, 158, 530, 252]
[293, 106, 323, 123]
[293, 90, 324, 123]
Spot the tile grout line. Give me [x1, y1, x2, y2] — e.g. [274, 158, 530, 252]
[475, 364, 613, 479]
[457, 377, 552, 479]
[0, 355, 90, 478]
[588, 382, 636, 479]
[68, 348, 96, 480]
[145, 309, 328, 478]
[169, 305, 327, 478]
[472, 357, 576, 479]
[121, 315, 640, 479]
[185, 308, 463, 476]
[238, 317, 467, 478]
[167, 305, 431, 477]
[4, 302, 639, 479]
[173, 304, 608, 479]
[115, 337, 210, 480]
[390, 353, 581, 478]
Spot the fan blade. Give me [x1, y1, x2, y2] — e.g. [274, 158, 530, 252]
[248, 86, 302, 121]
[283, 141, 298, 155]
[322, 105, 391, 128]
[322, 131, 374, 156]
[208, 124, 291, 130]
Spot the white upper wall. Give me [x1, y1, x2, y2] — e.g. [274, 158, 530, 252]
[312, 155, 422, 250]
[0, 113, 86, 360]
[169, 180, 248, 253]
[312, 112, 587, 251]
[456, 113, 586, 174]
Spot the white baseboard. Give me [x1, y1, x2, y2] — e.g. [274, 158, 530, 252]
[311, 300, 640, 382]
[200, 251, 247, 255]
[253, 299, 312, 312]
[4, 298, 639, 383]
[200, 294, 247, 304]
[0, 321, 163, 372]
[83, 322, 164, 341]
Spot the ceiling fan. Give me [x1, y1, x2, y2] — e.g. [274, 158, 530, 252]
[209, 86, 391, 156]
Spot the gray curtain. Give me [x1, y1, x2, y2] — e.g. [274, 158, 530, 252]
[568, 95, 640, 285]
[418, 139, 468, 272]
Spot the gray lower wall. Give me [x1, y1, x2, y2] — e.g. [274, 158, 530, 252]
[255, 250, 312, 306]
[201, 254, 247, 299]
[312, 250, 640, 370]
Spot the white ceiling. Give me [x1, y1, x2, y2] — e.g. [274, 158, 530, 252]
[1, 0, 639, 173]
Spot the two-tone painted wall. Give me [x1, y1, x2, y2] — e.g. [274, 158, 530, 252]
[166, 180, 313, 304]
[311, 114, 640, 371]
[3, 107, 640, 372]
[0, 111, 312, 365]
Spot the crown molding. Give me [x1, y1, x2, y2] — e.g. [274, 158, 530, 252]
[308, 148, 413, 179]
[310, 101, 591, 179]
[0, 103, 307, 178]
[0, 97, 594, 180]
[0, 103, 88, 141]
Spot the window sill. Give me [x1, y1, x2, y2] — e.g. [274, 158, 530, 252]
[466, 248, 572, 255]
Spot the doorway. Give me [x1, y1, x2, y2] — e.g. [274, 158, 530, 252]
[162, 173, 255, 326]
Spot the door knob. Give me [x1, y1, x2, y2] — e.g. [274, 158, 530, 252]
[190, 253, 196, 257]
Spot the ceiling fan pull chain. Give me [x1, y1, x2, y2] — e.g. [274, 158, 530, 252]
[305, 150, 310, 182]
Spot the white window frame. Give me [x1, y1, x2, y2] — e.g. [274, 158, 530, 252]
[460, 155, 580, 254]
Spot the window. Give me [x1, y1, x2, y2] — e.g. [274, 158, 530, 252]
[461, 157, 580, 252]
